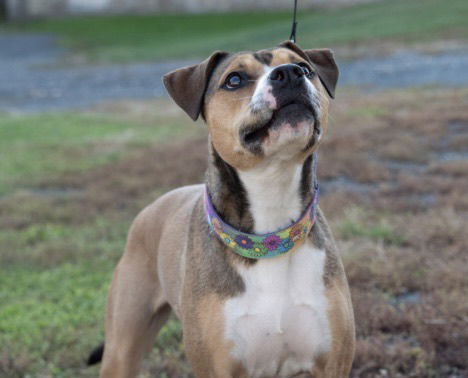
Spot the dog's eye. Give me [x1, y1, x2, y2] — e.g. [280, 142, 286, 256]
[224, 73, 243, 90]
[297, 63, 315, 78]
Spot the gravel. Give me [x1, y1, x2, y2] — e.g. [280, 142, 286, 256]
[1, 33, 467, 113]
[339, 48, 468, 89]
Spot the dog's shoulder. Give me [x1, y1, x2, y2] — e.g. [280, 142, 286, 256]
[125, 185, 204, 250]
[138, 184, 203, 221]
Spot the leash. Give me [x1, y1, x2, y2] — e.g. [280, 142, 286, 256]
[289, 0, 318, 192]
[289, 0, 299, 43]
[204, 1, 323, 260]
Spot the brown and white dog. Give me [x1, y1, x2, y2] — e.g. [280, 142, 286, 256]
[94, 41, 355, 378]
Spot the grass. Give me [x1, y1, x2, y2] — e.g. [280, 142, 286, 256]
[0, 263, 109, 367]
[338, 208, 406, 246]
[0, 215, 132, 376]
[0, 101, 195, 195]
[0, 100, 203, 377]
[1, 0, 467, 63]
[1, 88, 467, 377]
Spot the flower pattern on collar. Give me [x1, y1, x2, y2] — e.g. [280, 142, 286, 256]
[204, 186, 319, 259]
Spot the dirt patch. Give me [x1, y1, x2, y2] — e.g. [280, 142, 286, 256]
[76, 136, 208, 213]
[0, 136, 208, 230]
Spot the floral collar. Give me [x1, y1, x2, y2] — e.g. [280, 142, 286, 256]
[204, 186, 319, 259]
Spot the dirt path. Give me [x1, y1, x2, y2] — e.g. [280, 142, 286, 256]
[1, 33, 467, 113]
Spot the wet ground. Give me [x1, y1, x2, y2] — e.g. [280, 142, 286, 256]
[1, 33, 468, 113]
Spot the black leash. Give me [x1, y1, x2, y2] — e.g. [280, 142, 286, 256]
[289, 0, 318, 195]
[289, 0, 299, 43]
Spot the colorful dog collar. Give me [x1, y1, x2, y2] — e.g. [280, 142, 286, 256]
[204, 186, 318, 259]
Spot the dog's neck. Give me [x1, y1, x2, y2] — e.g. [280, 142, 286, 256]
[206, 144, 316, 234]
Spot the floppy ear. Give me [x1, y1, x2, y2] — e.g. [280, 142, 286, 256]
[303, 48, 339, 99]
[163, 51, 228, 121]
[279, 41, 339, 98]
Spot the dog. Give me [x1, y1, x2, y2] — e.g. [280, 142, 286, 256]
[90, 40, 355, 378]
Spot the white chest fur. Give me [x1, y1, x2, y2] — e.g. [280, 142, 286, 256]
[223, 242, 331, 377]
[230, 160, 332, 377]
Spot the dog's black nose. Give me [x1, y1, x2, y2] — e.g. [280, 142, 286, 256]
[269, 64, 304, 86]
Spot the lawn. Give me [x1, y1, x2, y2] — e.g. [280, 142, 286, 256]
[0, 101, 197, 196]
[0, 99, 200, 377]
[1, 0, 467, 63]
[1, 88, 467, 377]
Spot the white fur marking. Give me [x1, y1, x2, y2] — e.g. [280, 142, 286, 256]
[238, 162, 302, 233]
[305, 79, 321, 119]
[251, 65, 274, 112]
[224, 163, 332, 377]
[224, 242, 331, 378]
[249, 63, 322, 147]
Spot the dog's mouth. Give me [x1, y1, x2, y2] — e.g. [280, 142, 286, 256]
[240, 102, 317, 150]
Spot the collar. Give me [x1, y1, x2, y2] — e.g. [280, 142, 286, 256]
[204, 185, 319, 259]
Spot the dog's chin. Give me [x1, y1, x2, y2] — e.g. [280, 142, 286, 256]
[240, 103, 318, 155]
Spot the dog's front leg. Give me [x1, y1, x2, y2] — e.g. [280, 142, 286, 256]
[100, 223, 170, 378]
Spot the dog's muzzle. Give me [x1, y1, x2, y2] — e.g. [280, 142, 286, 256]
[240, 65, 318, 153]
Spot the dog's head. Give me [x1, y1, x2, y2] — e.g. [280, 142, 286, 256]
[163, 41, 338, 170]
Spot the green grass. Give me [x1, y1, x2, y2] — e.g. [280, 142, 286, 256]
[0, 215, 125, 376]
[337, 208, 406, 246]
[2, 0, 467, 63]
[0, 263, 109, 367]
[0, 108, 189, 375]
[0, 109, 193, 195]
[0, 105, 194, 376]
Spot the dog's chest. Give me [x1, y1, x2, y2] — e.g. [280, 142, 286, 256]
[223, 241, 331, 378]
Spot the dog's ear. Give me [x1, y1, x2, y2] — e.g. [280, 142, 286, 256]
[303, 49, 339, 99]
[163, 51, 228, 121]
[279, 41, 339, 98]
